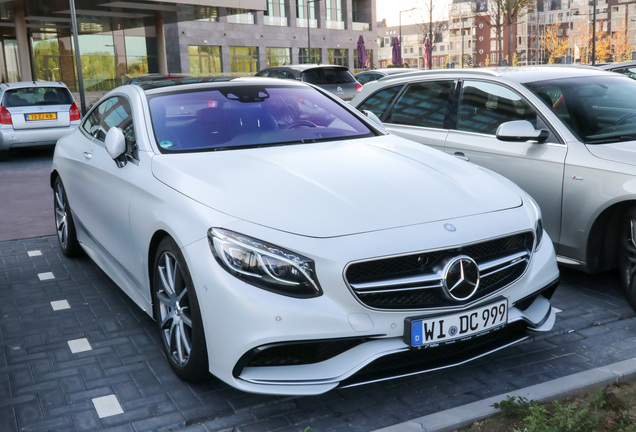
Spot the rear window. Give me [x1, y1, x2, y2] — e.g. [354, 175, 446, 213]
[301, 68, 355, 85]
[2, 87, 74, 107]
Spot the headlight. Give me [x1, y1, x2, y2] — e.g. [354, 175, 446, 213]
[208, 228, 322, 298]
[527, 196, 544, 251]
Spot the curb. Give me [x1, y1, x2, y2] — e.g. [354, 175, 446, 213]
[372, 357, 636, 432]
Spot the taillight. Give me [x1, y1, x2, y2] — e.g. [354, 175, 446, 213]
[69, 102, 80, 121]
[0, 106, 11, 125]
[355, 83, 363, 93]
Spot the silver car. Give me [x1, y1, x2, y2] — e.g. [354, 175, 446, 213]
[0, 81, 80, 161]
[255, 65, 362, 101]
[351, 66, 636, 309]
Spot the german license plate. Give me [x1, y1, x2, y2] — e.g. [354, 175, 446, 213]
[406, 299, 508, 347]
[27, 112, 57, 121]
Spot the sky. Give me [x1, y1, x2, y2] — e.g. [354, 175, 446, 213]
[376, 0, 449, 26]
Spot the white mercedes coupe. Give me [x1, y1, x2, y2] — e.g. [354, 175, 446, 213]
[51, 77, 559, 395]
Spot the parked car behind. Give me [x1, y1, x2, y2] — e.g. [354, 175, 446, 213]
[354, 68, 414, 85]
[50, 76, 558, 395]
[597, 61, 636, 79]
[0, 81, 80, 161]
[351, 66, 636, 309]
[255, 64, 362, 101]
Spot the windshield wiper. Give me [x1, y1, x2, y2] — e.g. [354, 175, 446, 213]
[586, 135, 636, 144]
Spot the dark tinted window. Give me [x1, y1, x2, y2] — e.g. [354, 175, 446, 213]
[355, 72, 381, 85]
[301, 68, 355, 84]
[525, 75, 636, 142]
[386, 80, 453, 128]
[458, 81, 537, 135]
[356, 85, 402, 118]
[3, 87, 74, 107]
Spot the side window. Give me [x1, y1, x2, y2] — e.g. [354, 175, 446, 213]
[356, 85, 402, 119]
[458, 81, 537, 135]
[386, 80, 453, 128]
[81, 96, 138, 160]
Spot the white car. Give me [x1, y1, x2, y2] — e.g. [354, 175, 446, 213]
[0, 81, 80, 161]
[50, 77, 559, 395]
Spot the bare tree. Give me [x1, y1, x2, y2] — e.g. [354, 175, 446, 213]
[415, 0, 450, 67]
[501, 0, 531, 62]
[471, 0, 505, 65]
[470, 0, 529, 65]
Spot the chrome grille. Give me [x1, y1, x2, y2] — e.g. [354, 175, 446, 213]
[345, 232, 534, 310]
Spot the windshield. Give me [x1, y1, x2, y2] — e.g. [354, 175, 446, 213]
[149, 85, 373, 153]
[525, 75, 636, 144]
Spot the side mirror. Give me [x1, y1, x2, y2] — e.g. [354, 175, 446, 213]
[362, 109, 387, 133]
[496, 120, 549, 144]
[105, 127, 127, 167]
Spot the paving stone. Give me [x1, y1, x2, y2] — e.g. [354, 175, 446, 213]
[2, 235, 636, 432]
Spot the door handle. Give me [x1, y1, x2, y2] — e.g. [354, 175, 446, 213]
[83, 152, 93, 160]
[452, 152, 469, 161]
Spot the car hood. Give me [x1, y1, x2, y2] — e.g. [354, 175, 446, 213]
[586, 142, 636, 166]
[151, 137, 522, 238]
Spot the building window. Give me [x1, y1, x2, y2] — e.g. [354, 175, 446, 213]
[185, 6, 218, 22]
[125, 36, 149, 76]
[297, 0, 318, 28]
[299, 48, 321, 63]
[265, 0, 287, 26]
[326, 0, 345, 29]
[189, 45, 221, 74]
[328, 48, 348, 66]
[227, 8, 255, 24]
[230, 46, 258, 73]
[266, 47, 291, 67]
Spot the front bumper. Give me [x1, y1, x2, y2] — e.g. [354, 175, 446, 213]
[183, 220, 559, 395]
[235, 282, 557, 393]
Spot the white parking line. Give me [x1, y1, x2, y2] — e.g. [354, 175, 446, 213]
[51, 300, 70, 311]
[67, 338, 92, 354]
[92, 394, 124, 418]
[38, 272, 55, 281]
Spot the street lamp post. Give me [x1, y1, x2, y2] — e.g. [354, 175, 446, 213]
[307, 0, 321, 64]
[399, 7, 416, 65]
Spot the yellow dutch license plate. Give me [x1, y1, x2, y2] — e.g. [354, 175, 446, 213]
[27, 112, 57, 121]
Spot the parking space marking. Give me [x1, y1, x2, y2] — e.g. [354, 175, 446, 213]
[38, 271, 55, 281]
[27, 250, 42, 257]
[67, 338, 92, 353]
[51, 300, 70, 311]
[92, 394, 124, 418]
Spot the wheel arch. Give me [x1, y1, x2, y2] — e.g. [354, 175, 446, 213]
[586, 200, 636, 273]
[147, 229, 171, 316]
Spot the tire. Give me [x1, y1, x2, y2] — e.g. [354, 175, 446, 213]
[620, 207, 636, 311]
[152, 237, 210, 382]
[0, 149, 8, 162]
[53, 177, 82, 257]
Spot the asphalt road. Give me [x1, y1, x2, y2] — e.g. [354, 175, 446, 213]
[1, 147, 636, 432]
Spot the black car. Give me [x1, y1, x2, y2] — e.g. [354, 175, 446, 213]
[255, 64, 362, 101]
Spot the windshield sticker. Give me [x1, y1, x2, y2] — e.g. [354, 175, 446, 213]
[159, 140, 174, 149]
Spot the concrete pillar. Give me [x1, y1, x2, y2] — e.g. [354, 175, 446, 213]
[14, 0, 32, 81]
[155, 11, 168, 75]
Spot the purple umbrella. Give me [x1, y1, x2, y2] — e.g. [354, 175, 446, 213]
[391, 36, 402, 66]
[357, 35, 367, 69]
[423, 37, 432, 70]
